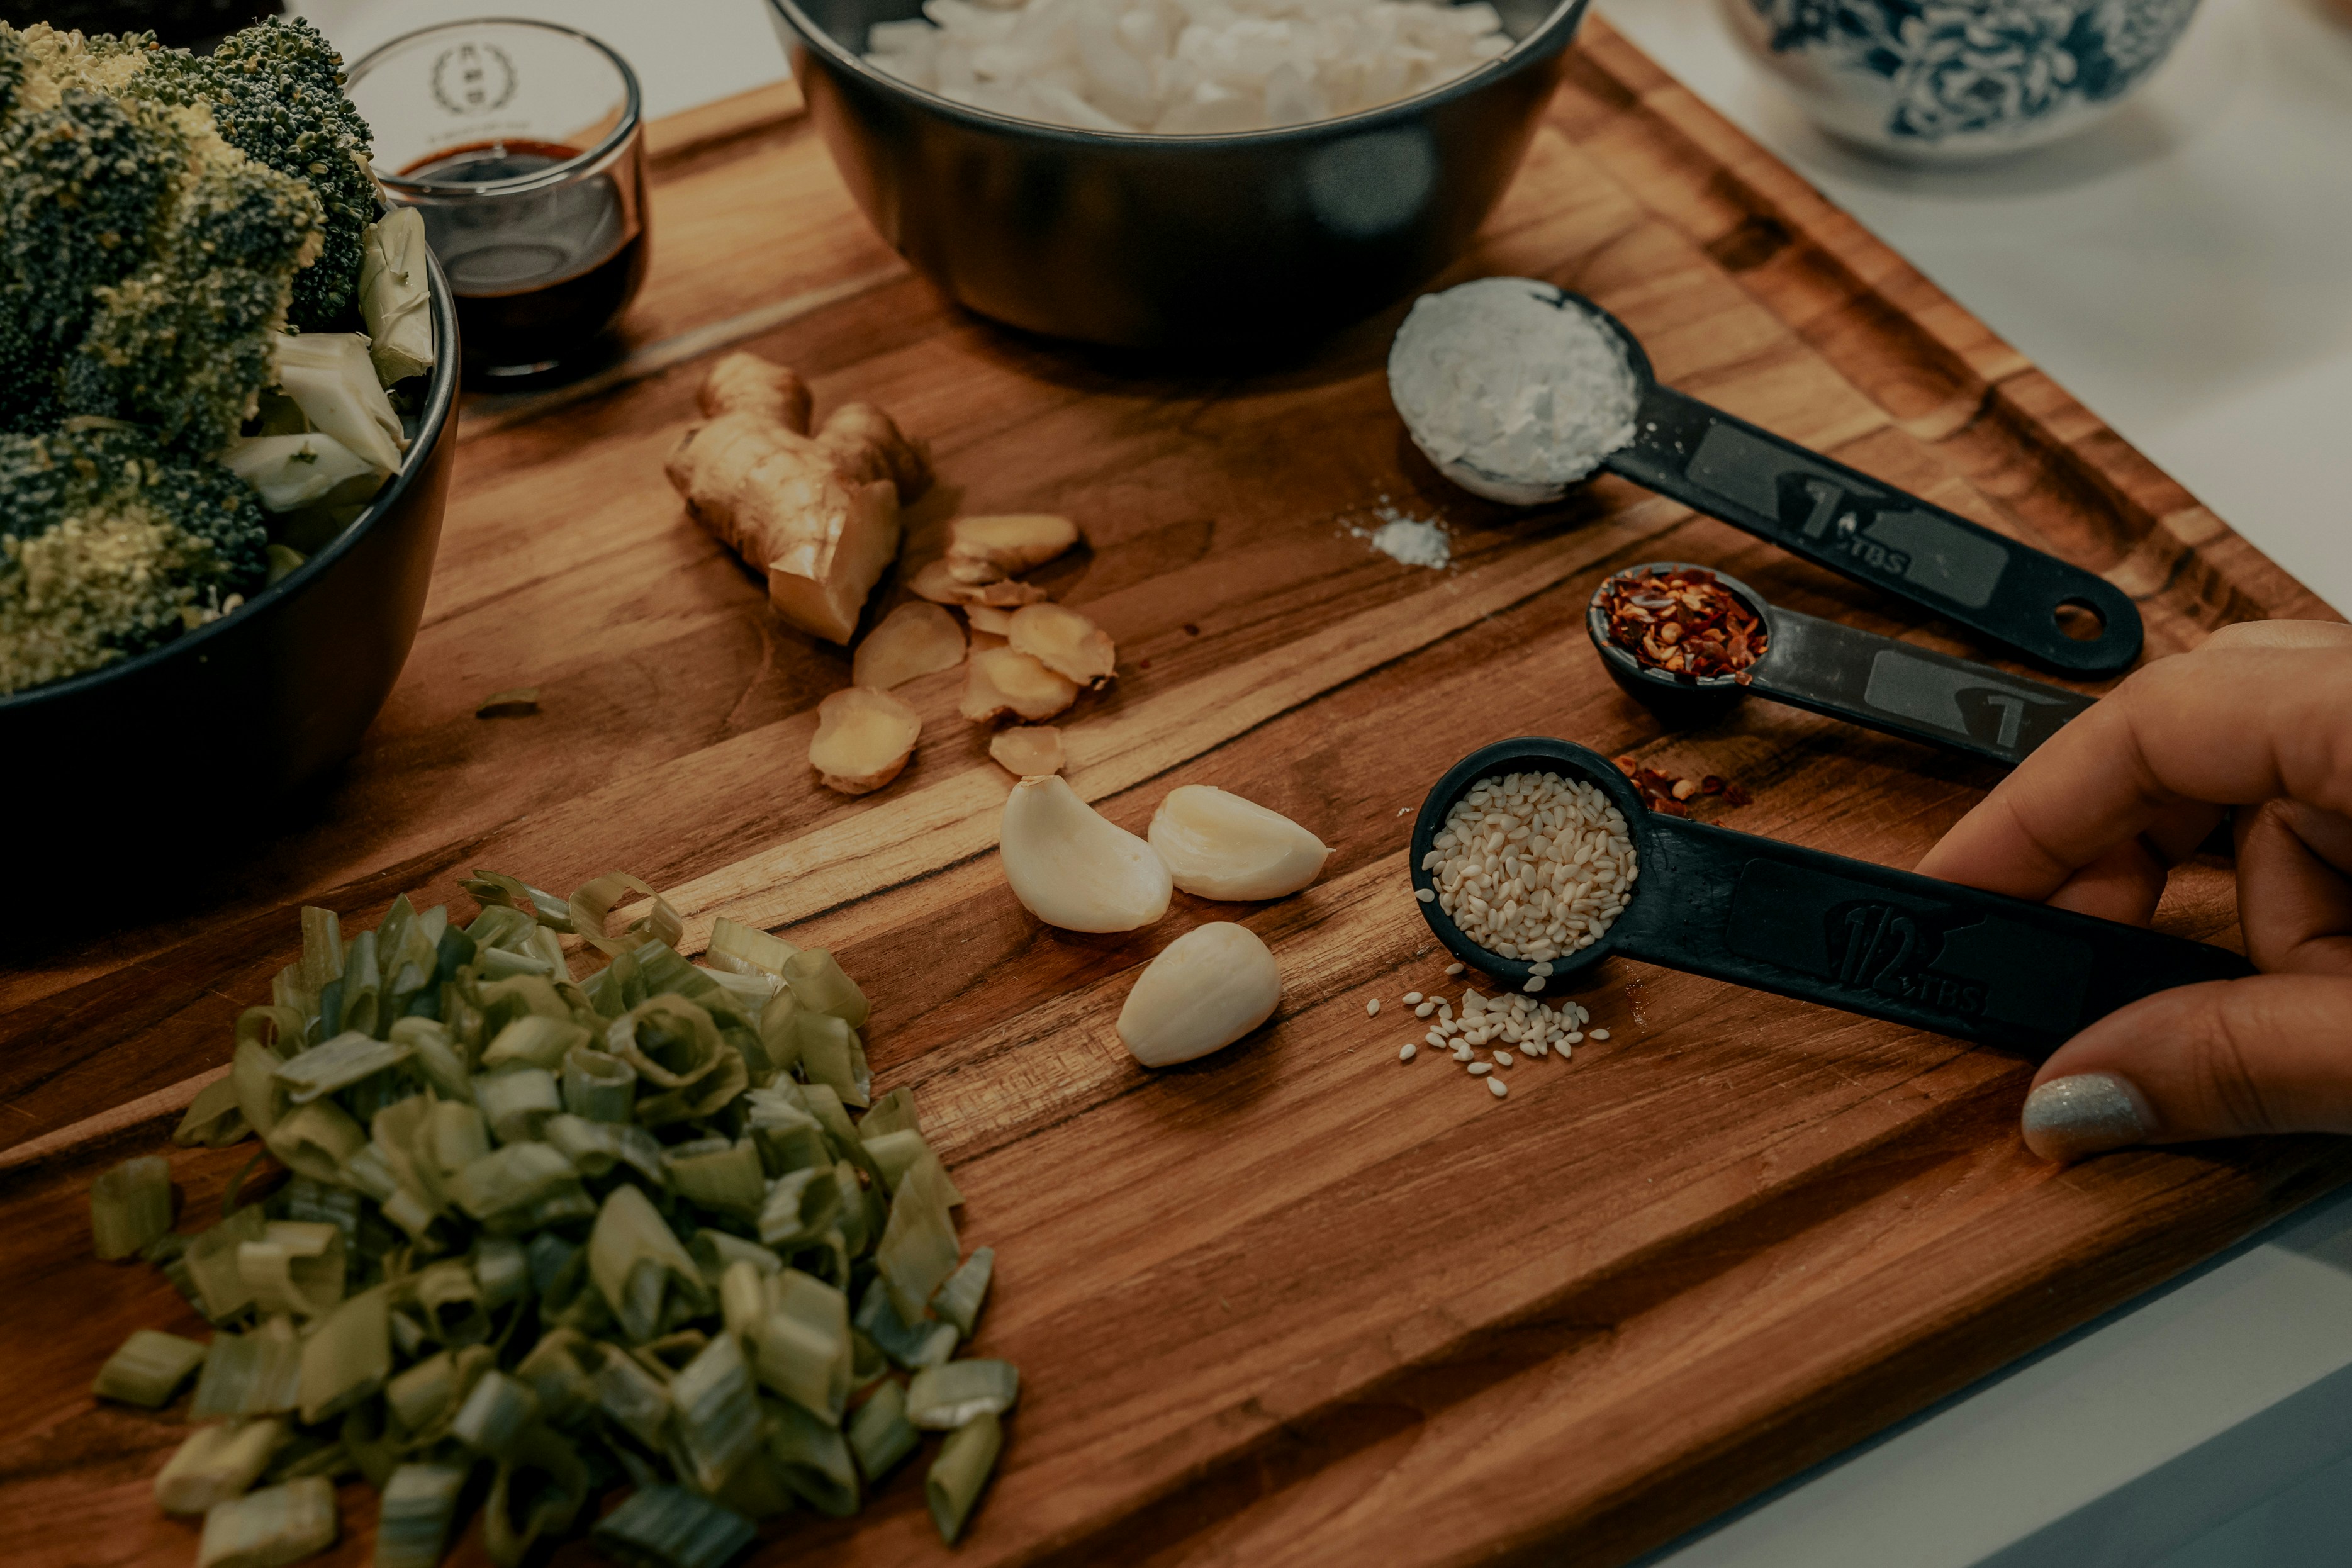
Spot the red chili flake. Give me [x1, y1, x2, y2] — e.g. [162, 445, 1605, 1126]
[1611, 758, 1753, 816]
[1599, 566, 1767, 680]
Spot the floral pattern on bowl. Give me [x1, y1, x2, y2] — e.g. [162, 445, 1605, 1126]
[1725, 0, 2201, 156]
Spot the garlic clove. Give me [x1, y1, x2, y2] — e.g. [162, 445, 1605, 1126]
[1116, 922, 1280, 1066]
[1146, 785, 1330, 900]
[999, 776, 1172, 932]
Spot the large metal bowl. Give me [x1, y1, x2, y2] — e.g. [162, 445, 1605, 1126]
[768, 0, 1592, 352]
[0, 261, 461, 844]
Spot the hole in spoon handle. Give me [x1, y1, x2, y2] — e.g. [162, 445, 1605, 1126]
[1752, 608, 2097, 766]
[1606, 385, 2143, 676]
[1614, 815, 2249, 1054]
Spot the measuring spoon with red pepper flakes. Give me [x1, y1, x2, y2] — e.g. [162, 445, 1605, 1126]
[1398, 281, 2143, 676]
[1588, 561, 2096, 767]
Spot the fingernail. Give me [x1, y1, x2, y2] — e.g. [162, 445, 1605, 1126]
[2020, 1072, 2156, 1162]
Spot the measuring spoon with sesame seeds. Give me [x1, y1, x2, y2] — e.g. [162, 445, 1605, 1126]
[1409, 737, 2248, 1055]
[1392, 281, 2143, 677]
[1587, 561, 2095, 768]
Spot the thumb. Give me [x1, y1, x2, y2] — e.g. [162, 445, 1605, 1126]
[2020, 973, 2352, 1161]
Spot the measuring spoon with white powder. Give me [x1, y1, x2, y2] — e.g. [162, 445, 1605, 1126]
[1411, 737, 2249, 1055]
[1387, 278, 2144, 677]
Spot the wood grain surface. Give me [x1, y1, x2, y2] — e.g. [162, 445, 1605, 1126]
[4, 21, 2345, 1568]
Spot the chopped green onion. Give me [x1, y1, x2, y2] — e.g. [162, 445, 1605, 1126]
[792, 1012, 861, 1107]
[711, 1414, 801, 1521]
[376, 1463, 472, 1568]
[410, 1258, 490, 1346]
[544, 1114, 666, 1185]
[875, 1156, 960, 1323]
[198, 1476, 339, 1568]
[669, 1332, 763, 1492]
[474, 1067, 563, 1145]
[476, 1235, 529, 1307]
[707, 916, 798, 979]
[855, 1276, 958, 1371]
[297, 1285, 390, 1423]
[861, 1129, 965, 1204]
[666, 1138, 765, 1221]
[184, 1204, 269, 1321]
[595, 1339, 674, 1447]
[926, 1409, 1002, 1546]
[858, 1087, 919, 1140]
[465, 870, 577, 931]
[448, 1142, 593, 1233]
[231, 1039, 290, 1140]
[272, 1030, 413, 1105]
[743, 1093, 830, 1175]
[155, 1420, 288, 1514]
[755, 1167, 841, 1251]
[300, 906, 345, 992]
[264, 1100, 368, 1185]
[561, 1046, 637, 1122]
[719, 1261, 766, 1340]
[238, 1220, 347, 1318]
[592, 1484, 758, 1568]
[385, 1347, 462, 1435]
[588, 1184, 708, 1344]
[691, 1230, 782, 1284]
[390, 1017, 474, 1104]
[569, 872, 680, 956]
[932, 1246, 994, 1337]
[514, 1328, 598, 1428]
[453, 1369, 542, 1460]
[94, 1328, 208, 1407]
[905, 1359, 1020, 1429]
[783, 948, 868, 1029]
[848, 1379, 919, 1482]
[191, 1316, 305, 1421]
[483, 1427, 590, 1568]
[92, 1155, 175, 1260]
[753, 1313, 848, 1426]
[766, 1397, 859, 1518]
[174, 1077, 250, 1148]
[482, 1015, 592, 1073]
[795, 1084, 882, 1186]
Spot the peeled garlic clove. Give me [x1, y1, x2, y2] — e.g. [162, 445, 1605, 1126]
[1146, 785, 1330, 900]
[1117, 922, 1280, 1066]
[999, 776, 1171, 932]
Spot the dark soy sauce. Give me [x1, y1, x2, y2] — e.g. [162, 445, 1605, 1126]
[401, 139, 646, 375]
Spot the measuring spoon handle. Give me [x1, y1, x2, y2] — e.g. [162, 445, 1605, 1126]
[1610, 815, 2249, 1054]
[1752, 608, 2097, 766]
[1605, 384, 2143, 676]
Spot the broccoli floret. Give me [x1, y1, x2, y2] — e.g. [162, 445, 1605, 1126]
[0, 86, 184, 432]
[0, 425, 269, 695]
[145, 17, 373, 330]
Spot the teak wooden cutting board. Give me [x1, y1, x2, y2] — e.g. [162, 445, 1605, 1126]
[4, 21, 2345, 1568]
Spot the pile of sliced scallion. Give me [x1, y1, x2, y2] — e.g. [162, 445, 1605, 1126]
[89, 871, 1014, 1568]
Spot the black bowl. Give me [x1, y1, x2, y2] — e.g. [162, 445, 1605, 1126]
[767, 0, 1592, 352]
[0, 260, 461, 853]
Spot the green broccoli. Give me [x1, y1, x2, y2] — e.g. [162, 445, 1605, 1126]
[0, 425, 269, 695]
[140, 16, 375, 330]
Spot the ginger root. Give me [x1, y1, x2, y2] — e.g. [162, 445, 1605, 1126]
[989, 725, 1065, 778]
[1009, 602, 1116, 688]
[909, 558, 1050, 608]
[947, 514, 1080, 578]
[852, 602, 966, 690]
[963, 604, 1015, 636]
[666, 353, 931, 645]
[961, 646, 1078, 723]
[809, 686, 921, 795]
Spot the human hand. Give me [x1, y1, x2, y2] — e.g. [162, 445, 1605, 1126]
[1917, 621, 2352, 1161]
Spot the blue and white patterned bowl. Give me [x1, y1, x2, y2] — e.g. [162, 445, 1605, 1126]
[1722, 0, 2203, 158]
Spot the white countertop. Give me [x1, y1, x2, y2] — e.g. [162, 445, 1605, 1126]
[302, 1, 2352, 1559]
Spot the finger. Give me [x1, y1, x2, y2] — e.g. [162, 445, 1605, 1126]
[2017, 973, 2352, 1160]
[2237, 802, 2352, 975]
[2202, 620, 2352, 652]
[1918, 646, 2352, 902]
[2037, 800, 2229, 925]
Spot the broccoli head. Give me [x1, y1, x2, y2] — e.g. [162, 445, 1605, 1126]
[0, 425, 270, 695]
[142, 16, 374, 330]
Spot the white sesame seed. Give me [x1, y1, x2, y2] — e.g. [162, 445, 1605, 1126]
[1494, 1050, 1514, 1066]
[1467, 1062, 1492, 1076]
[1522, 977, 1543, 992]
[1366, 998, 1380, 1017]
[1399, 1043, 1416, 1061]
[1488, 1077, 1508, 1098]
[1445, 963, 1464, 976]
[1425, 1029, 1446, 1047]
[1589, 1028, 1611, 1040]
[1403, 992, 1423, 1004]
[1563, 1031, 1583, 1044]
[1416, 888, 1435, 902]
[1413, 1002, 1434, 1018]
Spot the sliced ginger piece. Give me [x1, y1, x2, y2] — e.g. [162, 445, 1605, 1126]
[961, 646, 1078, 724]
[1009, 602, 1116, 687]
[963, 604, 1016, 636]
[853, 602, 966, 690]
[909, 557, 1050, 608]
[666, 352, 931, 645]
[989, 725, 1065, 778]
[809, 686, 921, 795]
[946, 514, 1080, 577]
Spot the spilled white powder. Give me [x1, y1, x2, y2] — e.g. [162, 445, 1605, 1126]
[1386, 276, 1642, 506]
[1345, 500, 1452, 568]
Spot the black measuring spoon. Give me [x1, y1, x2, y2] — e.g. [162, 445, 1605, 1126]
[1409, 281, 2143, 676]
[1410, 738, 2249, 1055]
[1589, 562, 2096, 768]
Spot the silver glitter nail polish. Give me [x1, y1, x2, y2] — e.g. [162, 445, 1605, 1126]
[2020, 1072, 2154, 1162]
